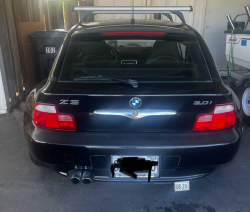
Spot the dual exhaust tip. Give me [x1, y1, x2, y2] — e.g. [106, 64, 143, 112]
[71, 170, 95, 185]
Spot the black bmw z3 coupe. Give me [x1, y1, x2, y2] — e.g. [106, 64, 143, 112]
[23, 6, 243, 184]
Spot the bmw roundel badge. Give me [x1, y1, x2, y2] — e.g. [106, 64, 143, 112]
[130, 97, 142, 108]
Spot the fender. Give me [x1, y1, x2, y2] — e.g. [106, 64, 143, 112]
[235, 73, 250, 87]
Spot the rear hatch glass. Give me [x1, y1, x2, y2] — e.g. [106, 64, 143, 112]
[55, 32, 216, 133]
[59, 34, 211, 82]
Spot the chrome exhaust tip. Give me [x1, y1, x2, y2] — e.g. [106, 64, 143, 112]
[71, 170, 83, 184]
[82, 170, 95, 184]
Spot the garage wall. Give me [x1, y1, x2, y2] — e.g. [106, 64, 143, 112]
[94, 0, 250, 70]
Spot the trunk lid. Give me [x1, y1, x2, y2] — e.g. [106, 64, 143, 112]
[52, 82, 218, 133]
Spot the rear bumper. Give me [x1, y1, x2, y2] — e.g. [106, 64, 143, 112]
[24, 124, 241, 181]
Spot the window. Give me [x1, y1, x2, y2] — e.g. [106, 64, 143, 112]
[178, 43, 186, 61]
[59, 35, 211, 82]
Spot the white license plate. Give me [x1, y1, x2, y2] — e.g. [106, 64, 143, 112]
[111, 155, 159, 178]
[174, 181, 190, 191]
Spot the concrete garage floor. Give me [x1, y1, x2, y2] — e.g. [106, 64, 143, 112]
[0, 103, 249, 212]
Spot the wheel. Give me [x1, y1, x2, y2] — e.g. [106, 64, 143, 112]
[240, 81, 250, 125]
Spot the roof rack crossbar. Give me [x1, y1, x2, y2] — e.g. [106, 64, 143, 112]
[73, 6, 193, 12]
[74, 6, 192, 25]
[86, 12, 174, 22]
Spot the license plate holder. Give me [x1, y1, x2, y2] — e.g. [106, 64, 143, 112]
[111, 155, 159, 178]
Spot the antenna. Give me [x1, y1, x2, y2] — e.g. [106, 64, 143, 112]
[131, 0, 135, 25]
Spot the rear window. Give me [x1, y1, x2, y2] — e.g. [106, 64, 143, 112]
[59, 34, 211, 82]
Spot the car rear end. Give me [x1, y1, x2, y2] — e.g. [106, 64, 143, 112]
[23, 21, 242, 183]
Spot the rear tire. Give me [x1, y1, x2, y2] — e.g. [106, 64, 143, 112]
[240, 81, 250, 125]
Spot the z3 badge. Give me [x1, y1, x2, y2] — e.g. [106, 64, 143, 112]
[60, 100, 79, 105]
[193, 101, 213, 105]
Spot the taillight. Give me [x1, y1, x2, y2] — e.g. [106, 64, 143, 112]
[33, 103, 77, 131]
[193, 104, 235, 132]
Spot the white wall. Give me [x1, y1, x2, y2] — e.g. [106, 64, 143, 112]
[0, 46, 9, 114]
[0, 72, 8, 114]
[94, 0, 250, 70]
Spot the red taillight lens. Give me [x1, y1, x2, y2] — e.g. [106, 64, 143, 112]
[103, 32, 166, 35]
[193, 104, 235, 132]
[33, 103, 77, 131]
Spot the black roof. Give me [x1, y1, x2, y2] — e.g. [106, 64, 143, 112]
[73, 19, 195, 36]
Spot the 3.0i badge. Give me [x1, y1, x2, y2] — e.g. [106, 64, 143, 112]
[130, 97, 142, 108]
